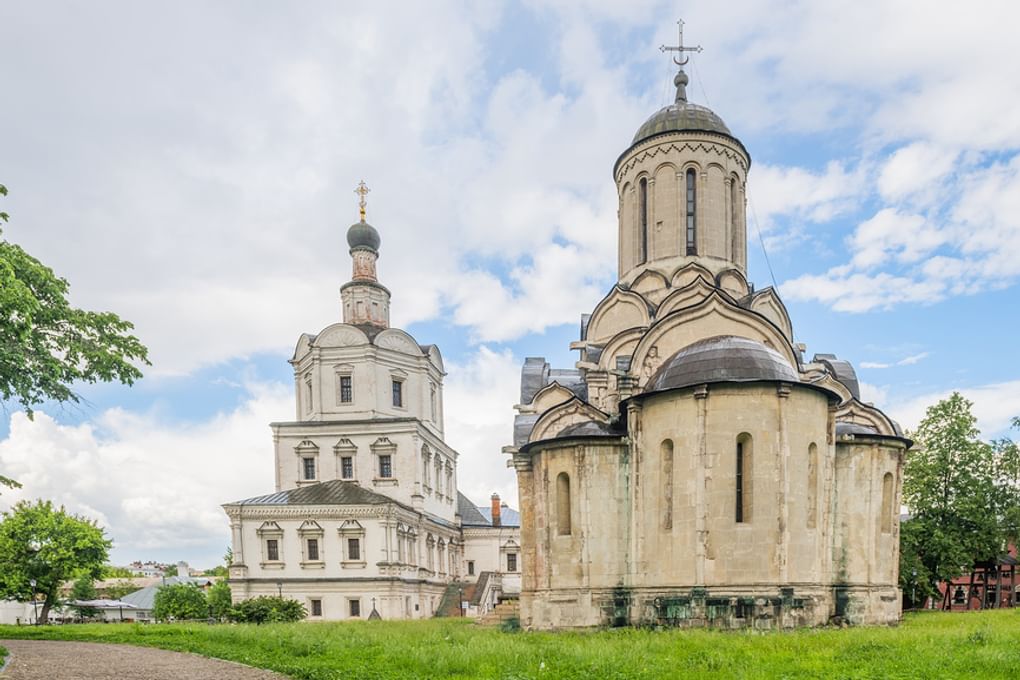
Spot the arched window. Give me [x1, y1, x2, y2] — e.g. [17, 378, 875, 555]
[661, 439, 674, 530]
[730, 173, 741, 261]
[639, 178, 649, 263]
[556, 472, 571, 536]
[736, 433, 753, 523]
[807, 443, 818, 529]
[881, 472, 894, 534]
[685, 169, 697, 255]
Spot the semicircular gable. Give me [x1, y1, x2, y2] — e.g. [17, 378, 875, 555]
[656, 276, 719, 319]
[670, 262, 716, 289]
[803, 372, 853, 405]
[312, 323, 370, 349]
[292, 333, 313, 361]
[597, 327, 645, 373]
[631, 294, 800, 388]
[715, 268, 750, 299]
[374, 328, 425, 356]
[530, 397, 609, 444]
[427, 345, 445, 373]
[585, 285, 652, 344]
[747, 288, 794, 343]
[531, 382, 580, 415]
[629, 269, 671, 306]
[835, 400, 901, 438]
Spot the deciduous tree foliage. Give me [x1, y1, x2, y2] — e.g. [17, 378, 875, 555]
[230, 595, 306, 624]
[900, 393, 1019, 604]
[0, 500, 111, 623]
[0, 184, 149, 489]
[152, 583, 208, 621]
[70, 574, 99, 619]
[207, 580, 233, 621]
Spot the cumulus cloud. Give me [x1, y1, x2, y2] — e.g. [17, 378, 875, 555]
[0, 381, 290, 566]
[887, 380, 1020, 438]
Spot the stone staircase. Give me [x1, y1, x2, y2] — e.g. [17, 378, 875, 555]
[435, 581, 474, 618]
[476, 598, 519, 626]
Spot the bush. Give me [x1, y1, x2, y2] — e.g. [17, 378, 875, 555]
[207, 581, 232, 621]
[152, 583, 208, 621]
[230, 596, 306, 624]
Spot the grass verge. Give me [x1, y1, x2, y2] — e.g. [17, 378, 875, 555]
[1, 610, 1019, 679]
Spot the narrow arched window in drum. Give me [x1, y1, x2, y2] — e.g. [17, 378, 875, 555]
[881, 472, 894, 534]
[807, 443, 818, 529]
[686, 169, 697, 255]
[661, 439, 674, 530]
[557, 472, 572, 536]
[639, 177, 649, 263]
[736, 433, 752, 523]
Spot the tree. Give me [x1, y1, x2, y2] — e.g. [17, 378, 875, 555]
[207, 581, 233, 621]
[0, 184, 149, 487]
[900, 393, 1007, 603]
[70, 574, 99, 620]
[102, 580, 140, 601]
[230, 595, 306, 624]
[0, 500, 111, 623]
[152, 583, 208, 621]
[100, 565, 135, 579]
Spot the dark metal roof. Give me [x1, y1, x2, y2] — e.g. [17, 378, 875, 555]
[478, 505, 521, 528]
[813, 354, 861, 400]
[836, 422, 879, 437]
[633, 102, 732, 145]
[646, 335, 798, 394]
[230, 479, 395, 506]
[457, 492, 490, 527]
[557, 420, 614, 437]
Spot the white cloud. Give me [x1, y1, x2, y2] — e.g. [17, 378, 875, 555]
[443, 346, 522, 507]
[860, 351, 930, 370]
[887, 380, 1020, 439]
[748, 160, 865, 238]
[0, 381, 291, 567]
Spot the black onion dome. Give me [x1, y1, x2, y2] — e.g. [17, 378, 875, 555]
[347, 220, 381, 251]
[647, 335, 797, 393]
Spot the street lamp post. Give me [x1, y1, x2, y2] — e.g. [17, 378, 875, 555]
[29, 579, 38, 625]
[276, 581, 283, 598]
[911, 569, 917, 609]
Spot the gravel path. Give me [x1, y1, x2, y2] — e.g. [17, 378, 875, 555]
[0, 640, 291, 679]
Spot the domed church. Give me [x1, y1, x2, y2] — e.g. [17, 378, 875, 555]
[508, 28, 909, 629]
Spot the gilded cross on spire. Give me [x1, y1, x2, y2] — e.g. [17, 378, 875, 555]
[659, 19, 702, 67]
[354, 180, 370, 222]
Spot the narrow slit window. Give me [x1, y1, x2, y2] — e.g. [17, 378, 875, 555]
[881, 472, 894, 533]
[556, 472, 571, 536]
[807, 443, 818, 529]
[736, 434, 753, 523]
[686, 169, 697, 255]
[639, 177, 649, 263]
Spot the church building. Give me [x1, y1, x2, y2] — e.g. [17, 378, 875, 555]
[508, 31, 910, 629]
[223, 186, 520, 620]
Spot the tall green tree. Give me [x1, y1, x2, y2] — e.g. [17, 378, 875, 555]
[207, 580, 233, 621]
[0, 184, 149, 489]
[0, 500, 111, 623]
[70, 574, 99, 620]
[900, 393, 1008, 603]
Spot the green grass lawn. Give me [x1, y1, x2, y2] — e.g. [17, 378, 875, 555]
[1, 611, 1019, 679]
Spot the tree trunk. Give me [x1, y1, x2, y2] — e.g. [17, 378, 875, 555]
[38, 592, 55, 624]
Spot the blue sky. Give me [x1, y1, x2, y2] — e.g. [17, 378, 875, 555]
[1, 0, 1018, 569]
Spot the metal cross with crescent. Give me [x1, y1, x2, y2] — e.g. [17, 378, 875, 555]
[354, 180, 370, 221]
[660, 19, 702, 66]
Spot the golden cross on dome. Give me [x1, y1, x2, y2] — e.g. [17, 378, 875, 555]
[354, 180, 370, 221]
[660, 19, 702, 66]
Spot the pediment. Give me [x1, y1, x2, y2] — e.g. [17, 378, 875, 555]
[631, 293, 801, 391]
[529, 397, 610, 444]
[339, 519, 364, 533]
[333, 438, 357, 453]
[299, 520, 323, 533]
[374, 329, 424, 356]
[370, 437, 397, 452]
[313, 323, 370, 349]
[295, 440, 319, 452]
[746, 287, 794, 343]
[716, 268, 750, 299]
[585, 285, 652, 344]
[835, 400, 902, 439]
[257, 521, 283, 535]
[531, 382, 579, 415]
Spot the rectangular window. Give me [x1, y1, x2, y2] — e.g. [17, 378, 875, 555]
[736, 441, 745, 523]
[430, 384, 437, 421]
[348, 538, 361, 561]
[307, 538, 319, 561]
[341, 456, 354, 479]
[311, 599, 322, 617]
[339, 375, 353, 403]
[379, 454, 392, 478]
[349, 599, 361, 617]
[507, 553, 517, 573]
[302, 457, 316, 480]
[266, 539, 279, 562]
[392, 380, 403, 408]
[467, 560, 475, 576]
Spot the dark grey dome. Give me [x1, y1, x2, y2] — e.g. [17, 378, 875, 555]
[633, 102, 731, 145]
[647, 335, 798, 393]
[347, 220, 380, 251]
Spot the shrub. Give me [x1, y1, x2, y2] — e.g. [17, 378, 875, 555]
[230, 595, 306, 624]
[207, 581, 233, 621]
[152, 583, 208, 621]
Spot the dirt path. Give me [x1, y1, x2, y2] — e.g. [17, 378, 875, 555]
[0, 639, 290, 679]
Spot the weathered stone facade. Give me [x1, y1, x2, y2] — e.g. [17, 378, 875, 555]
[509, 62, 909, 630]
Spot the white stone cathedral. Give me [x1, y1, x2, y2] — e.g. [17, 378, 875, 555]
[223, 189, 520, 620]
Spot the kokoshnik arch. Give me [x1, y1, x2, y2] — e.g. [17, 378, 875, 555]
[507, 22, 910, 630]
